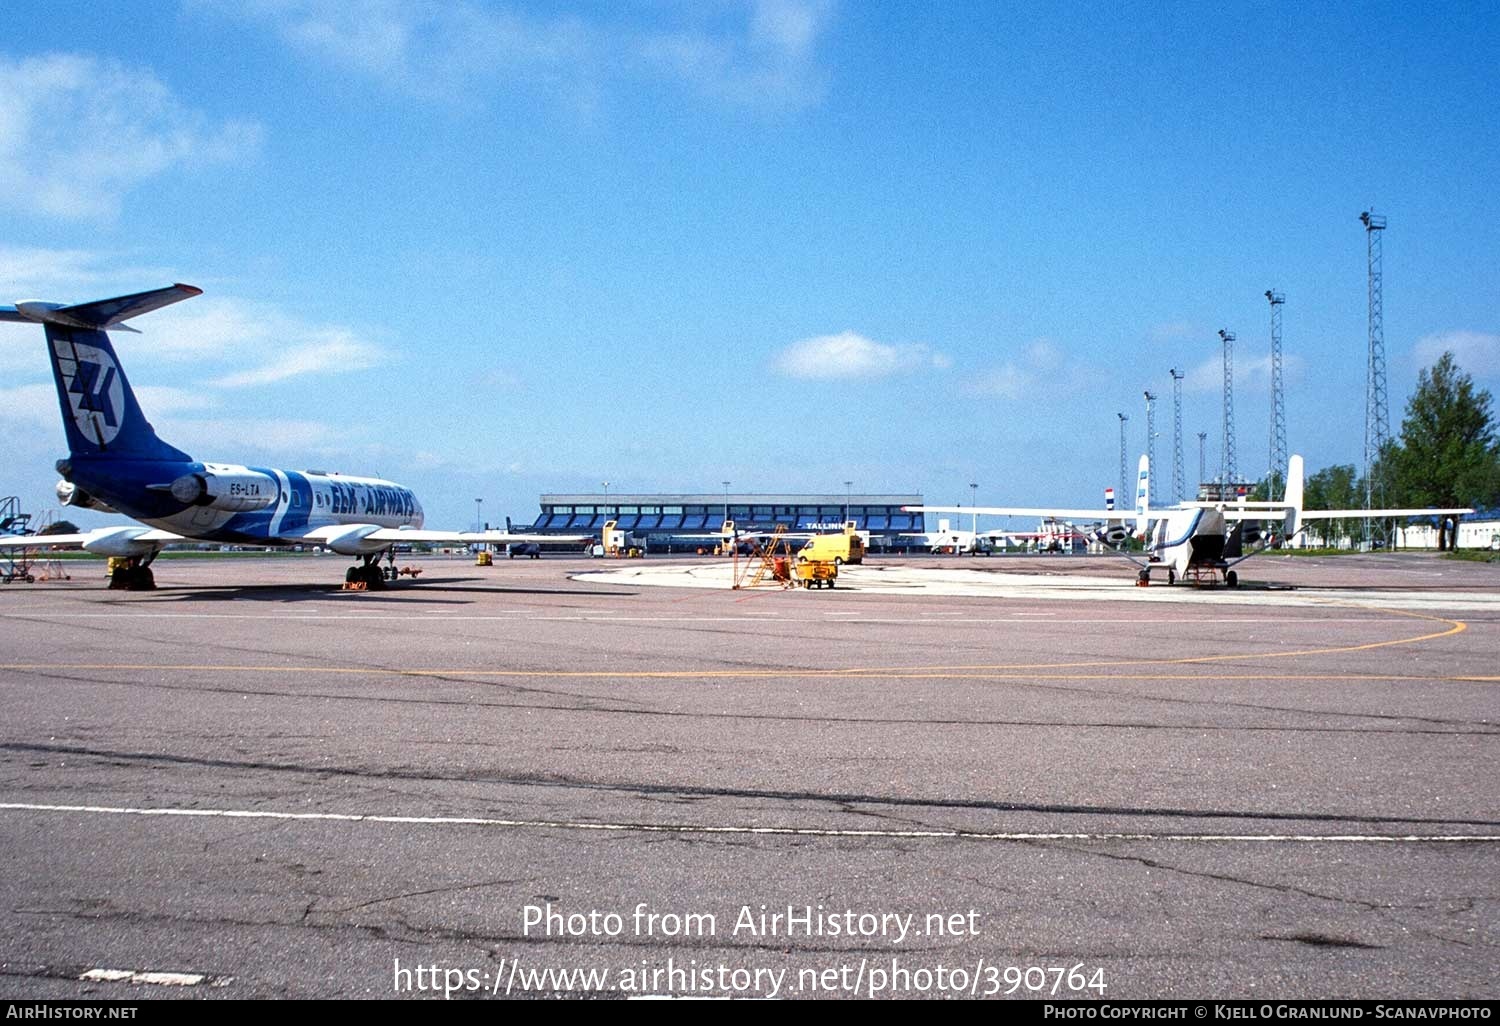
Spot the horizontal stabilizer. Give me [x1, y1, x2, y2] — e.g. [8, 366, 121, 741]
[2, 284, 201, 330]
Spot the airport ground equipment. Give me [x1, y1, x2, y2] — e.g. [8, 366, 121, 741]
[795, 522, 864, 565]
[1, 497, 36, 582]
[795, 559, 837, 589]
[598, 520, 644, 558]
[733, 524, 796, 590]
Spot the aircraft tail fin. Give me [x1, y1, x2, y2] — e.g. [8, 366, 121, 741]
[8, 285, 199, 462]
[1283, 454, 1304, 539]
[1134, 454, 1150, 533]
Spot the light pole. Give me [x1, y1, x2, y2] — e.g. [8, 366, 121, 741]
[722, 481, 730, 526]
[474, 497, 483, 532]
[844, 480, 852, 522]
[602, 481, 609, 516]
[970, 482, 978, 537]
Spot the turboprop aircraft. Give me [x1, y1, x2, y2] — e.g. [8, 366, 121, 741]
[0, 284, 588, 589]
[906, 455, 1471, 587]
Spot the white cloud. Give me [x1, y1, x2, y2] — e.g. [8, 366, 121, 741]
[0, 54, 261, 220]
[773, 330, 946, 380]
[967, 339, 1097, 399]
[1, 254, 383, 388]
[210, 331, 378, 388]
[136, 296, 384, 384]
[1413, 330, 1500, 378]
[0, 247, 181, 297]
[214, 0, 835, 109]
[1181, 350, 1305, 395]
[155, 417, 339, 454]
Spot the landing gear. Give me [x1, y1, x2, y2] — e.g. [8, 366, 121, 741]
[1136, 568, 1151, 587]
[344, 554, 388, 590]
[1225, 569, 1239, 588]
[108, 556, 156, 591]
[1166, 568, 1176, 586]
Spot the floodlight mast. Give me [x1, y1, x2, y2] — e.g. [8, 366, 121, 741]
[1117, 412, 1130, 501]
[1169, 368, 1185, 503]
[1360, 210, 1390, 549]
[1143, 390, 1159, 486]
[1218, 329, 1237, 487]
[1265, 290, 1288, 497]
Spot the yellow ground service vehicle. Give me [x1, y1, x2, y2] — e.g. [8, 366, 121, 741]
[795, 521, 864, 565]
[794, 559, 837, 589]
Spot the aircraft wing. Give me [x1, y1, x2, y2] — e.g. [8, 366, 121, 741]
[0, 527, 184, 548]
[0, 533, 95, 548]
[1294, 507, 1473, 520]
[905, 504, 1123, 520]
[300, 527, 592, 546]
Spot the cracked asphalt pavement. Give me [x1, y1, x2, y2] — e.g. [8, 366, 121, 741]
[1, 552, 1496, 998]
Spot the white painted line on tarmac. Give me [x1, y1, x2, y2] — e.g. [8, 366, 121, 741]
[4, 802, 1496, 845]
[79, 968, 230, 987]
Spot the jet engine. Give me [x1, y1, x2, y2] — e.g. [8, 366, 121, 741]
[169, 471, 278, 512]
[56, 480, 117, 513]
[1093, 522, 1131, 547]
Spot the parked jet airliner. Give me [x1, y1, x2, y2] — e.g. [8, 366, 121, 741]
[0, 284, 586, 588]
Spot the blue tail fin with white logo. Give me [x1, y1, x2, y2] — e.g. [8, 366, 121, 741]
[2, 285, 199, 461]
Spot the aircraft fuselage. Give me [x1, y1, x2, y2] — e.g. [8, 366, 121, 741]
[60, 455, 424, 546]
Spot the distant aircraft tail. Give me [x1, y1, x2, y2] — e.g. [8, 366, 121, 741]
[1283, 454, 1304, 539]
[1134, 454, 1150, 534]
[1, 284, 199, 462]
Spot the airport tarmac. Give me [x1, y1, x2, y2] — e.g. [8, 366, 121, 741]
[0, 551, 1496, 999]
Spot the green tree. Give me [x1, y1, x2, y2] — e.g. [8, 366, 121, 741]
[38, 520, 80, 535]
[1303, 464, 1361, 548]
[1381, 352, 1500, 549]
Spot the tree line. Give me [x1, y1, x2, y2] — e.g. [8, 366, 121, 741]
[1296, 352, 1500, 550]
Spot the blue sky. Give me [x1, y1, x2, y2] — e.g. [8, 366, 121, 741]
[2, 1, 1498, 530]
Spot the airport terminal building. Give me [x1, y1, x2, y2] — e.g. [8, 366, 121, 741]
[526, 492, 925, 552]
